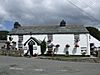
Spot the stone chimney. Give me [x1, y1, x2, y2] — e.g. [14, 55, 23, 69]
[60, 20, 66, 27]
[14, 22, 21, 28]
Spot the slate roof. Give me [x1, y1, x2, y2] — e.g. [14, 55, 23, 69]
[9, 25, 89, 35]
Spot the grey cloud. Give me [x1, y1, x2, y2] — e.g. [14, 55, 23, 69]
[0, 0, 100, 26]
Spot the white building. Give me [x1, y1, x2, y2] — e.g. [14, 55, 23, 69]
[7, 21, 90, 56]
[89, 35, 100, 47]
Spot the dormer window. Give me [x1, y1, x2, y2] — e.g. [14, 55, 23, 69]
[14, 22, 21, 28]
[60, 20, 66, 27]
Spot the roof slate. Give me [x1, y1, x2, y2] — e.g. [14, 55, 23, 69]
[9, 25, 89, 35]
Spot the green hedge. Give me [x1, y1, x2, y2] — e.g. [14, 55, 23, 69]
[86, 27, 100, 41]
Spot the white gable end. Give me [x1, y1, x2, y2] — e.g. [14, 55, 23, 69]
[89, 35, 100, 47]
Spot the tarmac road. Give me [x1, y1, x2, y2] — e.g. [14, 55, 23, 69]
[0, 56, 100, 75]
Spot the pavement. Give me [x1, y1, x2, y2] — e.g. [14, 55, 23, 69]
[0, 56, 100, 75]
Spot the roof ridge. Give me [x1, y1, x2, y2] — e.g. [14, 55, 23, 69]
[21, 25, 59, 26]
[9, 24, 88, 35]
[20, 25, 84, 28]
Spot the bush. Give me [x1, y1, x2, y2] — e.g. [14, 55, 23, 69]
[40, 39, 46, 55]
[86, 27, 100, 41]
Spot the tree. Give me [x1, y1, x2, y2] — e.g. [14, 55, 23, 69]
[40, 39, 46, 55]
[86, 27, 100, 41]
[0, 31, 9, 40]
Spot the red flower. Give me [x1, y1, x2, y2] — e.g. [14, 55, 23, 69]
[75, 44, 79, 47]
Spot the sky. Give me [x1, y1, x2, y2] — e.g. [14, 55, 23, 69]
[0, 0, 100, 31]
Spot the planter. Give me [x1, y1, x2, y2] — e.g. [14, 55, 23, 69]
[12, 41, 16, 44]
[46, 51, 53, 56]
[55, 44, 60, 47]
[48, 44, 54, 48]
[9, 37, 13, 41]
[65, 44, 70, 48]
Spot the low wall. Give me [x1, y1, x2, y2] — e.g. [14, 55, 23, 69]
[0, 49, 24, 57]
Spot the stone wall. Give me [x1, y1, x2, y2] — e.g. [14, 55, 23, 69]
[0, 49, 24, 57]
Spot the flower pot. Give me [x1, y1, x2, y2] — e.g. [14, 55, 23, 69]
[75, 44, 79, 47]
[56, 44, 60, 47]
[66, 44, 70, 47]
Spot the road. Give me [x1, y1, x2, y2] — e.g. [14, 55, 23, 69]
[0, 56, 100, 75]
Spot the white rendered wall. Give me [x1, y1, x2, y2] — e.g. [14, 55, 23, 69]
[89, 35, 100, 47]
[7, 33, 90, 55]
[53, 34, 74, 55]
[79, 34, 90, 55]
[53, 34, 90, 55]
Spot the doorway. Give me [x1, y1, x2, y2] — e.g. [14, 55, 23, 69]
[28, 40, 35, 56]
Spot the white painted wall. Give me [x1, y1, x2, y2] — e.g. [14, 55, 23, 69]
[7, 33, 90, 55]
[53, 34, 90, 55]
[53, 34, 74, 55]
[79, 34, 90, 55]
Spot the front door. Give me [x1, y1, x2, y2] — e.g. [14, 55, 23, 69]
[28, 45, 33, 56]
[28, 40, 35, 56]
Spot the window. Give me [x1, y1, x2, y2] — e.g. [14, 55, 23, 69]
[18, 43, 23, 48]
[47, 34, 53, 41]
[74, 34, 80, 44]
[18, 35, 23, 42]
[18, 35, 23, 49]
[24, 47, 27, 50]
[28, 40, 35, 45]
[33, 46, 37, 50]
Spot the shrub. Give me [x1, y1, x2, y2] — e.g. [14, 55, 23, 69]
[40, 39, 46, 55]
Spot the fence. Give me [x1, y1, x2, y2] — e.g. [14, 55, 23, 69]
[0, 49, 24, 57]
